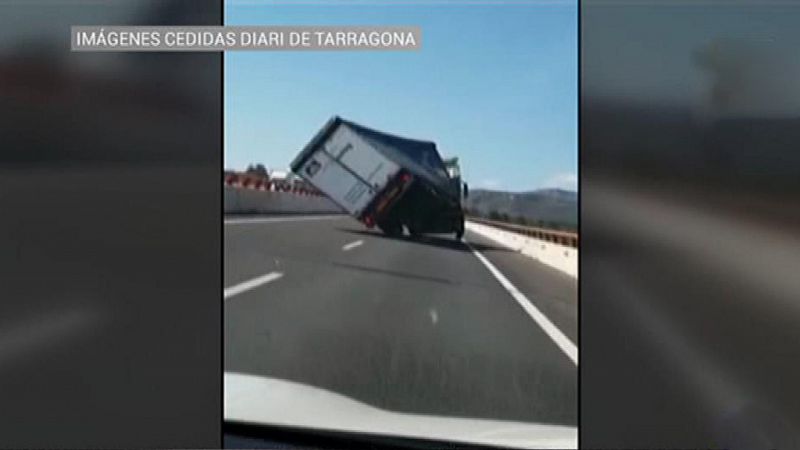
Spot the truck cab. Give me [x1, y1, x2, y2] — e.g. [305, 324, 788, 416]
[443, 157, 469, 205]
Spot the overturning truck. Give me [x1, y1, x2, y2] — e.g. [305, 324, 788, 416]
[290, 116, 468, 239]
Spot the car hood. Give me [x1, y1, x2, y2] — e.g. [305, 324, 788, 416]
[225, 371, 577, 449]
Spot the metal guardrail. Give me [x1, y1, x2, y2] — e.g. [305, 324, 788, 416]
[223, 171, 323, 196]
[467, 216, 579, 248]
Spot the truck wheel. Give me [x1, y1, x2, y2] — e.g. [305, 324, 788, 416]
[455, 217, 465, 240]
[378, 221, 403, 237]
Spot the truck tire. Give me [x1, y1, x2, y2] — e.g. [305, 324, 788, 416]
[455, 216, 465, 240]
[378, 221, 403, 237]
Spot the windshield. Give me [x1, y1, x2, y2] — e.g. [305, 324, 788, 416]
[223, 1, 578, 448]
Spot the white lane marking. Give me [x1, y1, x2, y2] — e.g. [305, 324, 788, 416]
[429, 308, 438, 325]
[224, 271, 284, 299]
[225, 215, 345, 225]
[467, 242, 578, 366]
[342, 240, 364, 251]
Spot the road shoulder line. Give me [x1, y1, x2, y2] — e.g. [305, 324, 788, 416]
[466, 241, 578, 366]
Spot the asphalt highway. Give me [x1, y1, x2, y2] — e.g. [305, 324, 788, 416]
[224, 215, 577, 427]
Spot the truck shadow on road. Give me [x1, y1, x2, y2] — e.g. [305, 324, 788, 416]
[330, 261, 461, 286]
[337, 228, 512, 253]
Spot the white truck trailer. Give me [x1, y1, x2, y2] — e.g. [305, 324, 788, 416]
[290, 116, 467, 239]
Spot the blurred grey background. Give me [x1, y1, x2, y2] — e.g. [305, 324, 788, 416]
[0, 1, 221, 448]
[581, 1, 800, 448]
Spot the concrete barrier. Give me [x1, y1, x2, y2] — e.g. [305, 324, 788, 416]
[224, 186, 343, 215]
[466, 220, 578, 278]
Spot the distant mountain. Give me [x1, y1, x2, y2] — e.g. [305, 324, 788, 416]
[465, 188, 577, 229]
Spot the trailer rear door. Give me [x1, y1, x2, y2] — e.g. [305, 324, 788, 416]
[295, 124, 400, 218]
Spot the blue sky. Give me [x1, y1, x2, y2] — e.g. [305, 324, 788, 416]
[225, 0, 577, 192]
